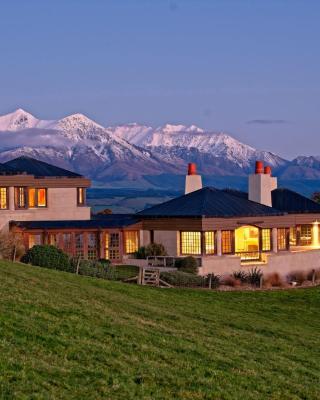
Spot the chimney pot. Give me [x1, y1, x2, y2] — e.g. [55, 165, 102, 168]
[264, 166, 272, 175]
[188, 163, 197, 175]
[255, 161, 264, 174]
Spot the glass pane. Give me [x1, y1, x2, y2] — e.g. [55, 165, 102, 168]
[28, 188, 36, 207]
[262, 229, 271, 251]
[0, 188, 7, 209]
[124, 231, 138, 254]
[38, 189, 47, 207]
[181, 232, 201, 255]
[205, 231, 215, 255]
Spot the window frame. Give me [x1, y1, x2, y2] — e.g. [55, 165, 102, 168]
[0, 187, 9, 210]
[124, 231, 139, 254]
[221, 230, 234, 255]
[180, 231, 202, 256]
[261, 228, 272, 252]
[15, 187, 27, 209]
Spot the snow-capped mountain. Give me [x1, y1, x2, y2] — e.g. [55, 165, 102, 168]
[0, 108, 319, 187]
[0, 109, 179, 183]
[113, 123, 287, 173]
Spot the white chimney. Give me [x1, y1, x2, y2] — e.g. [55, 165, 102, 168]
[248, 161, 277, 207]
[185, 163, 202, 194]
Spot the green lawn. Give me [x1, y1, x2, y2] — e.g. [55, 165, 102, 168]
[0, 261, 319, 399]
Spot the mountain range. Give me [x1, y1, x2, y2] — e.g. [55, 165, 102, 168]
[0, 108, 320, 189]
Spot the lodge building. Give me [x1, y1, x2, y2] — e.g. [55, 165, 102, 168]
[2, 156, 320, 276]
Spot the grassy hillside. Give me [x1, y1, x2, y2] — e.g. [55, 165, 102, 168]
[0, 261, 319, 399]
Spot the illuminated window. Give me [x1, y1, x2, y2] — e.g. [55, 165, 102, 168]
[49, 234, 57, 246]
[0, 188, 8, 209]
[88, 233, 98, 260]
[222, 231, 233, 254]
[15, 187, 26, 209]
[205, 231, 215, 255]
[37, 189, 47, 207]
[29, 234, 42, 248]
[63, 233, 73, 254]
[75, 233, 84, 259]
[77, 188, 85, 206]
[261, 229, 271, 251]
[181, 232, 201, 255]
[105, 232, 110, 259]
[277, 228, 288, 251]
[300, 225, 312, 246]
[124, 231, 139, 254]
[28, 188, 36, 207]
[289, 227, 297, 246]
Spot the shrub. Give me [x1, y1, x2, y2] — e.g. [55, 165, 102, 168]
[264, 272, 285, 288]
[21, 245, 71, 271]
[232, 270, 248, 283]
[160, 271, 205, 287]
[175, 256, 199, 274]
[223, 275, 241, 287]
[135, 243, 167, 259]
[246, 267, 263, 287]
[287, 270, 308, 285]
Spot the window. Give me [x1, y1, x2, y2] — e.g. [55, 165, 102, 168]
[109, 233, 120, 260]
[277, 228, 288, 251]
[88, 233, 98, 260]
[300, 225, 312, 246]
[181, 232, 201, 255]
[289, 227, 297, 246]
[49, 234, 58, 246]
[28, 188, 47, 208]
[0, 187, 8, 209]
[105, 232, 109, 260]
[63, 233, 73, 254]
[77, 188, 86, 206]
[29, 234, 42, 248]
[75, 233, 84, 259]
[124, 231, 139, 254]
[221, 231, 233, 254]
[261, 229, 271, 251]
[205, 231, 215, 255]
[15, 187, 27, 209]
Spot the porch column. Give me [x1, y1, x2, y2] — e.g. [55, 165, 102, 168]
[217, 230, 222, 256]
[9, 187, 14, 210]
[272, 228, 278, 253]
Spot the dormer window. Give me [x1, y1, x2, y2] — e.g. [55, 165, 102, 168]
[0, 187, 8, 210]
[77, 188, 86, 206]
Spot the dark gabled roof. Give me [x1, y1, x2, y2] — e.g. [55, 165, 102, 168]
[11, 214, 140, 230]
[272, 188, 320, 214]
[4, 156, 81, 178]
[137, 187, 284, 218]
[222, 188, 249, 199]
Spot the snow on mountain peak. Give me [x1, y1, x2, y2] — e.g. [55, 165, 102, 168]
[158, 123, 204, 135]
[0, 108, 40, 131]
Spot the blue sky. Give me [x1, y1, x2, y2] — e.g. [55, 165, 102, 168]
[0, 0, 319, 159]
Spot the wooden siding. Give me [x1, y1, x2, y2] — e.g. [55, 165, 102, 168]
[0, 175, 91, 188]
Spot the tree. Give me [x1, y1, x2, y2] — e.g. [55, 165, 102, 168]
[0, 232, 25, 261]
[311, 192, 320, 204]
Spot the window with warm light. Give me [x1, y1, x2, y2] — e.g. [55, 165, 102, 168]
[29, 234, 42, 248]
[15, 187, 27, 209]
[49, 234, 58, 246]
[181, 232, 201, 255]
[277, 228, 288, 251]
[124, 231, 139, 254]
[77, 188, 85, 206]
[0, 187, 8, 209]
[300, 225, 312, 246]
[37, 188, 47, 207]
[28, 188, 36, 208]
[261, 228, 271, 251]
[205, 231, 215, 255]
[222, 230, 233, 254]
[289, 227, 297, 246]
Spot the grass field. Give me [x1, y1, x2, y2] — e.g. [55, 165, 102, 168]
[0, 261, 319, 399]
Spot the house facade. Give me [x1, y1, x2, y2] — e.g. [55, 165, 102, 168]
[4, 157, 320, 277]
